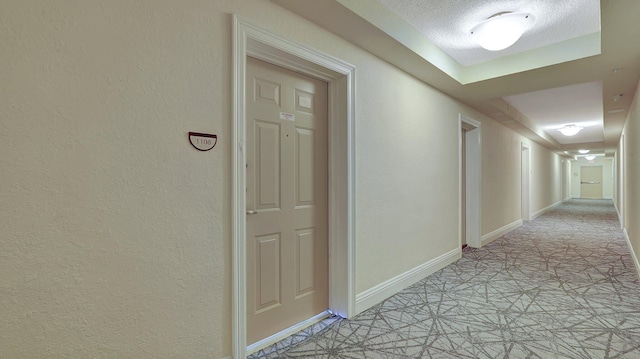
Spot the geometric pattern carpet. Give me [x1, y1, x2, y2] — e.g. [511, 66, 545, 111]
[248, 199, 640, 358]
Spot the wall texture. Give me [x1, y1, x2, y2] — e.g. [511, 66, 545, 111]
[479, 116, 524, 234]
[562, 158, 572, 201]
[530, 141, 563, 214]
[0, 0, 566, 358]
[620, 79, 640, 266]
[1, 1, 237, 357]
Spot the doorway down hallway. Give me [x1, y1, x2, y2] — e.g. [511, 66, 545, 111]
[248, 200, 640, 358]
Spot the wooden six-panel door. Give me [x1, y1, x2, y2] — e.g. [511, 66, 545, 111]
[245, 57, 328, 344]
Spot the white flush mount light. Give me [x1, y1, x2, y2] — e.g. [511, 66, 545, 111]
[585, 155, 596, 161]
[558, 124, 583, 136]
[578, 149, 590, 154]
[470, 12, 535, 51]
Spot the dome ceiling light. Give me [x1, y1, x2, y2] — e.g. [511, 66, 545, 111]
[470, 12, 535, 51]
[585, 155, 597, 161]
[558, 124, 583, 137]
[578, 149, 590, 154]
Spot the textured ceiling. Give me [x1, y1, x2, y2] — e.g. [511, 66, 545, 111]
[377, 0, 601, 66]
[273, 0, 640, 157]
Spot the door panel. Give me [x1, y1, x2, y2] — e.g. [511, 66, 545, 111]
[580, 166, 603, 199]
[255, 121, 281, 210]
[295, 228, 316, 297]
[295, 128, 315, 206]
[255, 233, 281, 313]
[246, 57, 328, 344]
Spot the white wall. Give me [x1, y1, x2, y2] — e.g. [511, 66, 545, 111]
[618, 79, 640, 268]
[479, 117, 525, 233]
[562, 159, 572, 201]
[570, 157, 615, 199]
[529, 141, 564, 214]
[0, 0, 566, 357]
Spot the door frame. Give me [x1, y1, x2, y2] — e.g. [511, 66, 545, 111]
[232, 15, 356, 358]
[521, 143, 531, 221]
[619, 134, 625, 228]
[459, 115, 481, 248]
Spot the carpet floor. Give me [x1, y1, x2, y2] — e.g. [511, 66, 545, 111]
[249, 199, 640, 358]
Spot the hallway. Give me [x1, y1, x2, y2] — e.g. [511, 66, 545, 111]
[250, 200, 640, 358]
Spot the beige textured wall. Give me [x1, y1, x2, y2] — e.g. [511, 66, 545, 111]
[620, 79, 640, 263]
[355, 62, 461, 292]
[479, 119, 524, 233]
[0, 0, 565, 358]
[562, 158, 572, 201]
[1, 0, 239, 357]
[529, 141, 563, 213]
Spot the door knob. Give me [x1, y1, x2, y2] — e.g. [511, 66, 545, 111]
[246, 209, 258, 215]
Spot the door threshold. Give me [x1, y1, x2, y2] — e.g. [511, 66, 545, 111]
[246, 310, 332, 355]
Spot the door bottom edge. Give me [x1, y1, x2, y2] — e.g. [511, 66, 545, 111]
[247, 310, 332, 355]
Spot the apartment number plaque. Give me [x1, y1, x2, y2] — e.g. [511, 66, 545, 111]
[189, 132, 217, 151]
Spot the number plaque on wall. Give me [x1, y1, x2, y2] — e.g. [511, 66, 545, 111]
[189, 132, 217, 151]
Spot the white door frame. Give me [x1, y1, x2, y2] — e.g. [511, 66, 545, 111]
[232, 15, 356, 358]
[620, 134, 625, 229]
[459, 115, 481, 248]
[521, 143, 531, 221]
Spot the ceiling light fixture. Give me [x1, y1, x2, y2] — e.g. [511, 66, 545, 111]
[585, 155, 596, 161]
[578, 149, 590, 154]
[613, 94, 623, 102]
[558, 124, 583, 137]
[470, 12, 535, 51]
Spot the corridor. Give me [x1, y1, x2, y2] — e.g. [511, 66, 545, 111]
[250, 200, 640, 358]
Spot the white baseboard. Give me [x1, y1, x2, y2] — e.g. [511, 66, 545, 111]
[246, 311, 330, 355]
[481, 219, 523, 246]
[622, 228, 640, 281]
[355, 248, 461, 315]
[615, 203, 623, 228]
[530, 201, 562, 220]
[603, 196, 613, 199]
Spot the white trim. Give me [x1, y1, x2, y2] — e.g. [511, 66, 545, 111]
[620, 134, 625, 229]
[232, 15, 356, 359]
[481, 219, 523, 246]
[355, 248, 461, 314]
[530, 200, 562, 220]
[603, 196, 613, 200]
[521, 143, 531, 221]
[246, 311, 330, 355]
[459, 114, 482, 248]
[623, 228, 640, 281]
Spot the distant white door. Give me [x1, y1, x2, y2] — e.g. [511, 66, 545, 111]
[245, 57, 329, 344]
[581, 166, 603, 199]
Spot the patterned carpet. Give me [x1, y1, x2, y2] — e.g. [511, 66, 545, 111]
[249, 199, 640, 358]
